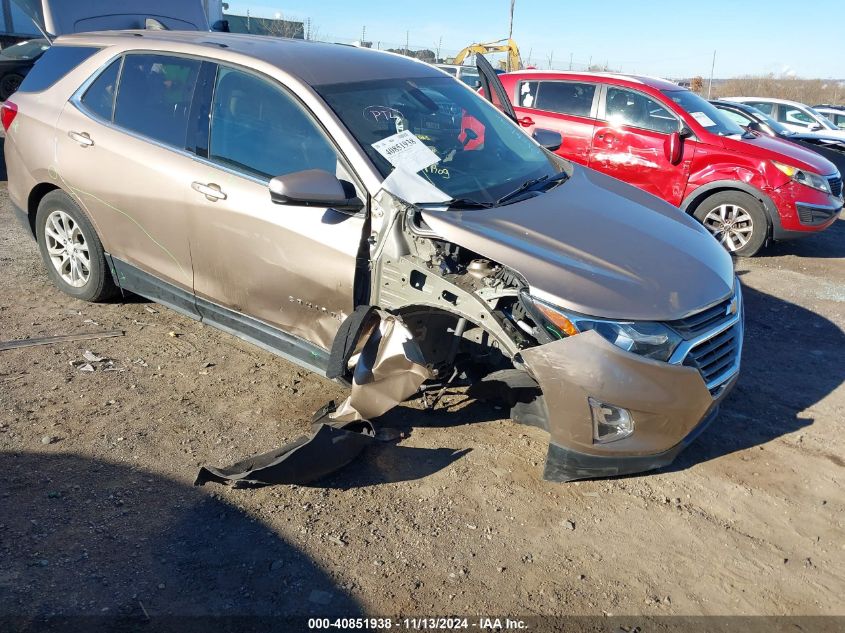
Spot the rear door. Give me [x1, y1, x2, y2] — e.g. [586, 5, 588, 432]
[588, 85, 689, 205]
[512, 79, 598, 163]
[56, 52, 202, 307]
[181, 63, 369, 354]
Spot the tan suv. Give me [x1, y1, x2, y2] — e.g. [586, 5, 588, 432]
[3, 30, 743, 482]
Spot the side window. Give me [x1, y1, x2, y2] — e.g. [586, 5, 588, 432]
[113, 54, 201, 148]
[80, 58, 122, 121]
[459, 69, 480, 89]
[209, 67, 340, 180]
[17, 46, 100, 93]
[780, 107, 812, 126]
[605, 87, 678, 134]
[535, 81, 596, 117]
[518, 81, 539, 108]
[720, 108, 753, 126]
[833, 114, 845, 129]
[748, 101, 774, 115]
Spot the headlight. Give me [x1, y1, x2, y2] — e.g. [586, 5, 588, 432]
[523, 294, 682, 362]
[772, 161, 832, 194]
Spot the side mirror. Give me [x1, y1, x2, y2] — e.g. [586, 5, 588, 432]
[269, 169, 364, 212]
[809, 123, 823, 131]
[532, 128, 562, 152]
[745, 121, 762, 134]
[665, 131, 683, 165]
[679, 125, 694, 139]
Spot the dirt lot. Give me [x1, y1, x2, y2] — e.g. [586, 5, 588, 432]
[1, 143, 843, 629]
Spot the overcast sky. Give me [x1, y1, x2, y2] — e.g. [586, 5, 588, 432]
[225, 0, 844, 79]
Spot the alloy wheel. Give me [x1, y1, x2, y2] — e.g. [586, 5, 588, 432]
[702, 203, 754, 252]
[44, 210, 91, 287]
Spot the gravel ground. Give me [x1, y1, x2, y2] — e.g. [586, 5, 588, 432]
[0, 149, 843, 628]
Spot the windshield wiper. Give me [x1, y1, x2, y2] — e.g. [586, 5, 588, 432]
[446, 198, 495, 210]
[496, 171, 569, 206]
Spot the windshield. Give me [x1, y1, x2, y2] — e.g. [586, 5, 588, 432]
[316, 76, 562, 205]
[662, 89, 745, 137]
[0, 39, 50, 60]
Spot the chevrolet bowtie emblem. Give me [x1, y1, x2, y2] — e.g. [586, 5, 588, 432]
[727, 298, 738, 316]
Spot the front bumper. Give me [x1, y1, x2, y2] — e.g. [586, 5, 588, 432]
[520, 329, 739, 482]
[769, 180, 843, 238]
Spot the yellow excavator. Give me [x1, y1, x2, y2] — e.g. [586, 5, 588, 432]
[451, 39, 523, 72]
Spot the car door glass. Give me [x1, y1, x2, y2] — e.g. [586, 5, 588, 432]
[605, 87, 677, 134]
[114, 54, 201, 148]
[748, 101, 774, 115]
[459, 68, 480, 89]
[209, 67, 340, 180]
[536, 81, 595, 117]
[518, 81, 539, 107]
[780, 107, 813, 126]
[80, 58, 121, 121]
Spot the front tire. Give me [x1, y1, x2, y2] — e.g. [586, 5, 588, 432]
[35, 190, 118, 302]
[693, 191, 768, 257]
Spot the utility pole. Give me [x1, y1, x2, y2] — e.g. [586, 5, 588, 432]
[246, 9, 250, 33]
[361, 25, 366, 44]
[708, 49, 716, 98]
[547, 51, 554, 70]
[405, 30, 409, 57]
[569, 52, 573, 70]
[436, 36, 442, 62]
[507, 0, 516, 70]
[508, 0, 515, 39]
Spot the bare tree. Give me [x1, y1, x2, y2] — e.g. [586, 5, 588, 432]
[251, 15, 304, 39]
[691, 76, 704, 93]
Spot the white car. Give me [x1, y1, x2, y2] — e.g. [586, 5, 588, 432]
[722, 97, 845, 139]
[814, 106, 845, 130]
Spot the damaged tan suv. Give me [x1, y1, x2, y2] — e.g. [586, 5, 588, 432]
[4, 30, 743, 482]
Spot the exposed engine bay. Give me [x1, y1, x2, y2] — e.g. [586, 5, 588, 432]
[368, 189, 550, 395]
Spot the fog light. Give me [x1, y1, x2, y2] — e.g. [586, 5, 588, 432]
[589, 398, 634, 443]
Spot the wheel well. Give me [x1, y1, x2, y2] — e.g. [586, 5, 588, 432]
[26, 183, 60, 236]
[684, 186, 773, 232]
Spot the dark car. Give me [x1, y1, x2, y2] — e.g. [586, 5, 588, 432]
[0, 38, 50, 100]
[711, 99, 845, 176]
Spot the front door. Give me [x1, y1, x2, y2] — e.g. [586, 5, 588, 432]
[55, 52, 203, 302]
[589, 86, 689, 205]
[183, 64, 368, 354]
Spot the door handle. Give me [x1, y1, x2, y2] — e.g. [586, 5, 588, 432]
[191, 181, 227, 201]
[596, 133, 615, 143]
[68, 131, 94, 147]
[519, 116, 534, 127]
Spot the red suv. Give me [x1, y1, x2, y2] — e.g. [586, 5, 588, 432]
[499, 71, 843, 256]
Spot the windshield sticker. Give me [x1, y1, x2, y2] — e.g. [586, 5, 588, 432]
[690, 111, 717, 127]
[372, 130, 440, 174]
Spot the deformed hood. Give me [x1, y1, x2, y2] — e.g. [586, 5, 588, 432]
[420, 166, 735, 322]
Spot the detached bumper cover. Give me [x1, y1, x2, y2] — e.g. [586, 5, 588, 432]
[520, 330, 737, 482]
[543, 406, 719, 482]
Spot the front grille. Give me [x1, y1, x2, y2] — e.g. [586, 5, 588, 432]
[829, 176, 842, 198]
[797, 204, 838, 225]
[683, 323, 741, 392]
[667, 298, 732, 338]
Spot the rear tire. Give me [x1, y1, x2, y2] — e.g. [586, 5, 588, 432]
[693, 191, 768, 257]
[0, 73, 23, 101]
[35, 190, 118, 302]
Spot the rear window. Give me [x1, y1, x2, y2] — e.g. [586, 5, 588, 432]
[113, 54, 201, 148]
[536, 81, 596, 117]
[17, 45, 100, 93]
[81, 58, 122, 121]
